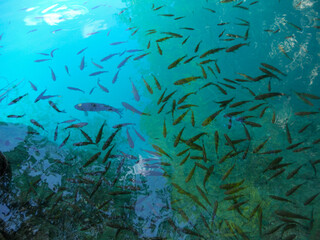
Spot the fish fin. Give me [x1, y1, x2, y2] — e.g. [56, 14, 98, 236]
[118, 108, 124, 118]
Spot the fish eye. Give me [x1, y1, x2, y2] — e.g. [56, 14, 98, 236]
[78, 104, 82, 107]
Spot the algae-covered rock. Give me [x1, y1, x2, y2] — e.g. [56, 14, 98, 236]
[0, 122, 141, 239]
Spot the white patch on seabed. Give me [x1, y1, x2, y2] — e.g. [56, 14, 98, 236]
[293, 0, 316, 10]
[24, 4, 88, 26]
[287, 40, 312, 71]
[309, 64, 319, 86]
[82, 20, 108, 38]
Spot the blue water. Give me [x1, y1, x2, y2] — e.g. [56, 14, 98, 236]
[0, 0, 320, 239]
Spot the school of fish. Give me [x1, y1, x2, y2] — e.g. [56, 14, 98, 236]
[0, 0, 320, 239]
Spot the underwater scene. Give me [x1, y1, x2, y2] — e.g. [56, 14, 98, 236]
[0, 0, 320, 239]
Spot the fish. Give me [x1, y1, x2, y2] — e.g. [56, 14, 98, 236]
[34, 89, 60, 103]
[286, 183, 304, 196]
[261, 63, 286, 76]
[297, 92, 320, 100]
[80, 56, 85, 70]
[152, 74, 161, 90]
[222, 163, 235, 180]
[197, 185, 211, 205]
[100, 53, 119, 62]
[133, 128, 145, 141]
[131, 80, 140, 101]
[212, 83, 227, 95]
[304, 192, 320, 206]
[102, 129, 120, 150]
[287, 165, 303, 179]
[112, 123, 135, 129]
[286, 124, 292, 144]
[253, 137, 270, 153]
[83, 152, 102, 168]
[80, 129, 93, 143]
[89, 71, 108, 76]
[95, 121, 106, 144]
[173, 110, 190, 125]
[50, 48, 58, 57]
[162, 90, 177, 103]
[152, 144, 171, 159]
[179, 152, 190, 166]
[67, 87, 85, 93]
[275, 210, 310, 220]
[182, 36, 190, 45]
[97, 79, 109, 93]
[163, 119, 167, 138]
[156, 43, 163, 55]
[229, 100, 251, 108]
[174, 76, 202, 85]
[64, 122, 88, 129]
[199, 64, 207, 79]
[180, 27, 195, 30]
[202, 109, 223, 126]
[49, 101, 66, 113]
[178, 92, 196, 104]
[168, 55, 187, 69]
[91, 59, 103, 69]
[37, 52, 49, 56]
[226, 43, 249, 52]
[255, 92, 285, 100]
[200, 48, 226, 58]
[191, 110, 195, 127]
[112, 70, 120, 84]
[186, 133, 207, 145]
[278, 45, 291, 59]
[54, 124, 59, 141]
[75, 103, 122, 117]
[8, 93, 28, 105]
[110, 41, 127, 45]
[287, 21, 302, 31]
[295, 93, 314, 106]
[295, 111, 319, 116]
[171, 100, 177, 117]
[184, 56, 198, 64]
[259, 67, 281, 80]
[65, 65, 70, 76]
[143, 78, 153, 94]
[203, 7, 216, 13]
[174, 127, 185, 147]
[194, 41, 202, 53]
[77, 47, 87, 55]
[224, 134, 237, 152]
[118, 55, 133, 68]
[29, 81, 37, 91]
[49, 67, 56, 81]
[126, 49, 143, 53]
[185, 165, 196, 183]
[34, 59, 51, 62]
[157, 102, 167, 114]
[161, 32, 183, 38]
[30, 119, 45, 131]
[59, 133, 70, 148]
[156, 37, 172, 42]
[133, 52, 150, 60]
[126, 128, 134, 148]
[7, 114, 25, 118]
[121, 102, 150, 116]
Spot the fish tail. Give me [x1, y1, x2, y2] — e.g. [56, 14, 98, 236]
[118, 108, 124, 118]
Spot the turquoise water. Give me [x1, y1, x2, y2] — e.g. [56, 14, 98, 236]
[0, 0, 320, 239]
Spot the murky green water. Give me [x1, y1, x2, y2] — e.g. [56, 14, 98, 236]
[0, 0, 320, 239]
